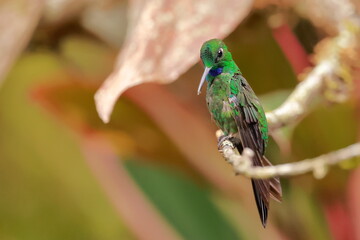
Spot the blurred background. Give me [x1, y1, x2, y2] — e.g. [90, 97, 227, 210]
[0, 0, 359, 239]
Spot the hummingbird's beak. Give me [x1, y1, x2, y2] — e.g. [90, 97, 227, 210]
[197, 67, 211, 95]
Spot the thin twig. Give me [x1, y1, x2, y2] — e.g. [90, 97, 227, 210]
[217, 130, 360, 179]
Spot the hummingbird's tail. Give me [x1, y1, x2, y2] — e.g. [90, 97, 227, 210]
[232, 135, 282, 227]
[261, 156, 282, 202]
[251, 156, 282, 228]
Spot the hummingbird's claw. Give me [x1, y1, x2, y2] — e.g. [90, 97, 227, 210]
[217, 135, 234, 151]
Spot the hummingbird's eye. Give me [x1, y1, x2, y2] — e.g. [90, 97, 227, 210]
[217, 48, 223, 58]
[215, 48, 223, 63]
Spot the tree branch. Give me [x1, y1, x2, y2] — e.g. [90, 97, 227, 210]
[266, 17, 360, 131]
[218, 18, 360, 180]
[217, 130, 360, 179]
[265, 60, 333, 131]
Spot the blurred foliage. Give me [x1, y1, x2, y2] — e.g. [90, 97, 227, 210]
[0, 53, 133, 239]
[225, 13, 298, 93]
[0, 5, 358, 240]
[125, 160, 240, 240]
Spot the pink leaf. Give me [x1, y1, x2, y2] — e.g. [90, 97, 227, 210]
[95, 0, 253, 123]
[271, 23, 311, 75]
[324, 201, 354, 240]
[347, 168, 360, 239]
[0, 0, 44, 86]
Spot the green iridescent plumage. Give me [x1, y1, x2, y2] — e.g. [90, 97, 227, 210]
[198, 39, 282, 227]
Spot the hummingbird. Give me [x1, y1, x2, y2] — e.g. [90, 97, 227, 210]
[198, 39, 282, 227]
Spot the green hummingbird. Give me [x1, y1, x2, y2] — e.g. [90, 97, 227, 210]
[198, 39, 282, 227]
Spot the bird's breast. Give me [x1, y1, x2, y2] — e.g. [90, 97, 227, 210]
[206, 79, 237, 135]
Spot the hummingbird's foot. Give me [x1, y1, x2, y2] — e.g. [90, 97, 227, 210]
[217, 135, 235, 151]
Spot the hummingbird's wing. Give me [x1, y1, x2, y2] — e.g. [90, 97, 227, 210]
[228, 73, 282, 227]
[229, 74, 267, 153]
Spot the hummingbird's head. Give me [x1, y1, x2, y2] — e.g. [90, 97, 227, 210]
[198, 39, 232, 95]
[200, 39, 231, 68]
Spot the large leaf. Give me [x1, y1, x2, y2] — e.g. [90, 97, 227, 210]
[95, 0, 254, 123]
